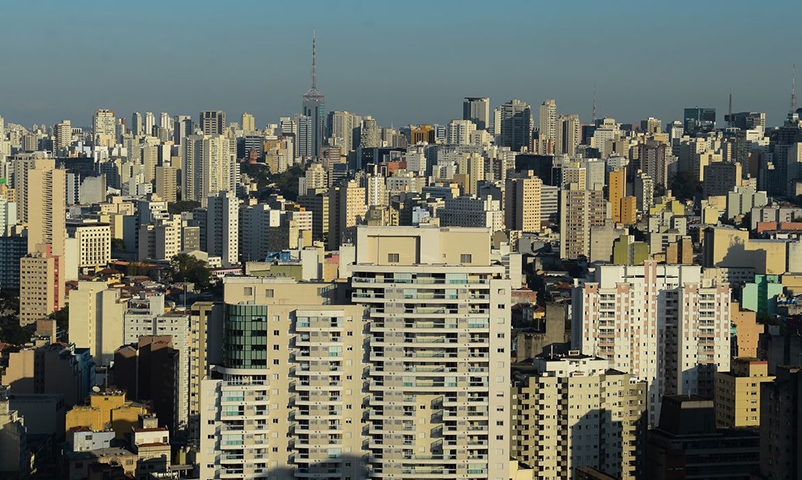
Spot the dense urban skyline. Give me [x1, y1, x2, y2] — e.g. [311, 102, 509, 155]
[3, 0, 800, 127]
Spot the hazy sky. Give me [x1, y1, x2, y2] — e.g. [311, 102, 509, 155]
[1, 0, 799, 129]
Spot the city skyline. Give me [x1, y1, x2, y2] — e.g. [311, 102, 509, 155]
[2, 0, 800, 128]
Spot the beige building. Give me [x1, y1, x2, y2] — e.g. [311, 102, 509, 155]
[560, 184, 608, 259]
[731, 301, 763, 358]
[505, 171, 542, 232]
[200, 226, 513, 480]
[702, 227, 788, 275]
[511, 354, 646, 479]
[327, 180, 365, 250]
[68, 282, 127, 365]
[67, 220, 111, 269]
[715, 358, 773, 429]
[154, 165, 178, 203]
[66, 390, 149, 439]
[19, 246, 63, 325]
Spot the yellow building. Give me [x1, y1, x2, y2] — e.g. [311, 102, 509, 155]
[65, 390, 150, 439]
[609, 168, 625, 223]
[731, 301, 764, 358]
[649, 196, 685, 216]
[714, 358, 774, 428]
[702, 227, 788, 275]
[620, 196, 637, 225]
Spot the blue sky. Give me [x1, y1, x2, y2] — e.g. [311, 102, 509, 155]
[1, 0, 799, 129]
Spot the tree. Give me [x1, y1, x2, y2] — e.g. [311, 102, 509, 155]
[169, 253, 212, 290]
[111, 238, 126, 252]
[269, 165, 305, 201]
[0, 324, 32, 345]
[51, 305, 69, 334]
[240, 162, 271, 190]
[128, 262, 152, 277]
[168, 200, 201, 215]
[669, 170, 700, 202]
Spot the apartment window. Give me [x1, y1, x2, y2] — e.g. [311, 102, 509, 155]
[265, 289, 274, 298]
[388, 253, 400, 263]
[460, 253, 472, 263]
[243, 287, 253, 296]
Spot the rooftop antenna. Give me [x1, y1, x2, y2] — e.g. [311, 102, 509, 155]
[727, 89, 733, 127]
[592, 83, 597, 123]
[311, 30, 317, 91]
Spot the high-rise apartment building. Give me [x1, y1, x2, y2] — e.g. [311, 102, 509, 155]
[538, 99, 557, 155]
[93, 109, 116, 147]
[447, 119, 477, 145]
[511, 353, 646, 479]
[327, 111, 361, 153]
[297, 188, 329, 242]
[463, 96, 490, 130]
[557, 114, 580, 156]
[19, 244, 63, 326]
[68, 282, 126, 365]
[759, 365, 802, 480]
[54, 120, 72, 154]
[182, 134, 237, 205]
[500, 99, 532, 152]
[200, 110, 226, 136]
[200, 226, 512, 479]
[66, 220, 111, 269]
[327, 180, 366, 250]
[559, 184, 608, 259]
[154, 166, 178, 203]
[241, 113, 255, 133]
[572, 262, 732, 426]
[609, 168, 626, 224]
[505, 170, 542, 232]
[714, 358, 774, 429]
[206, 191, 239, 267]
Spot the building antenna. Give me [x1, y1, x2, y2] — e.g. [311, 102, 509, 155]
[311, 31, 317, 91]
[789, 63, 796, 115]
[592, 83, 597, 123]
[727, 89, 733, 127]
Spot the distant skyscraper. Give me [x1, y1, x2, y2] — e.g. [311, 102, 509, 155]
[173, 115, 192, 145]
[241, 112, 255, 133]
[302, 33, 325, 158]
[200, 110, 226, 136]
[683, 107, 716, 133]
[182, 134, 237, 205]
[131, 112, 143, 136]
[500, 99, 532, 152]
[93, 109, 116, 147]
[462, 96, 490, 130]
[295, 115, 313, 159]
[538, 99, 557, 154]
[557, 114, 580, 156]
[446, 119, 476, 145]
[327, 111, 361, 153]
[54, 120, 72, 154]
[144, 112, 156, 136]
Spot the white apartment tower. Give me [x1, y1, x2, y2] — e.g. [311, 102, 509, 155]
[206, 191, 239, 267]
[572, 262, 731, 426]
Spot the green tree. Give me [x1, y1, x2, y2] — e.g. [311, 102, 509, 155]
[669, 170, 700, 202]
[111, 238, 126, 252]
[0, 324, 32, 345]
[168, 200, 201, 215]
[51, 305, 69, 335]
[169, 253, 212, 290]
[128, 262, 152, 276]
[240, 162, 271, 190]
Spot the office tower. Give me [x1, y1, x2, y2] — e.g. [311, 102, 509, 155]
[557, 114, 580, 156]
[68, 282, 126, 365]
[609, 168, 626, 223]
[302, 33, 326, 158]
[648, 395, 759, 478]
[355, 226, 512, 479]
[703, 162, 741, 198]
[143, 112, 155, 136]
[153, 166, 177, 203]
[182, 134, 236, 205]
[538, 99, 557, 154]
[511, 354, 646, 479]
[714, 358, 774, 428]
[66, 220, 111, 269]
[359, 116, 382, 148]
[279, 116, 297, 136]
[759, 366, 802, 479]
[559, 184, 607, 259]
[200, 110, 226, 135]
[93, 109, 116, 147]
[572, 262, 731, 426]
[54, 120, 72, 154]
[683, 107, 716, 133]
[446, 119, 476, 145]
[327, 180, 366, 250]
[725, 111, 766, 131]
[206, 191, 239, 267]
[505, 170, 543, 232]
[131, 112, 143, 136]
[561, 165, 587, 190]
[500, 99, 532, 152]
[463, 96, 490, 130]
[241, 112, 255, 133]
[173, 115, 192, 145]
[437, 195, 504, 231]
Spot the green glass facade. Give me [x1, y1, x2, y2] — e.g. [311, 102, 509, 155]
[224, 304, 269, 369]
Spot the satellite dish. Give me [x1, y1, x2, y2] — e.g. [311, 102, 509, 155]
[92, 386, 101, 393]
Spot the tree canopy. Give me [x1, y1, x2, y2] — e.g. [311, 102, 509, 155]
[168, 200, 201, 215]
[168, 253, 212, 290]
